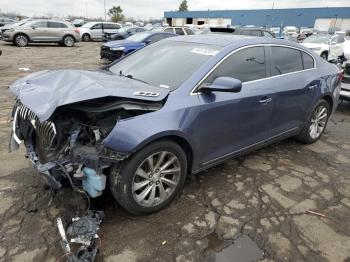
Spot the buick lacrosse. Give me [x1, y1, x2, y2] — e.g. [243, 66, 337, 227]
[9, 34, 341, 214]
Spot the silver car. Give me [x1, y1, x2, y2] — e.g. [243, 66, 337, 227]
[2, 20, 80, 47]
[77, 22, 122, 41]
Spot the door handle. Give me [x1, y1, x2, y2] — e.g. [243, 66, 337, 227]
[259, 97, 272, 105]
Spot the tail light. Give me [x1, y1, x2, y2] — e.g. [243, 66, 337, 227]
[74, 28, 80, 33]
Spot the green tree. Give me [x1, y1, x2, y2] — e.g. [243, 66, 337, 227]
[108, 6, 124, 22]
[178, 0, 188, 11]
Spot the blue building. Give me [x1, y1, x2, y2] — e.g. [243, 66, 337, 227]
[164, 7, 350, 31]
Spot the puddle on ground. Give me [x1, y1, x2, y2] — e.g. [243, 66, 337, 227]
[207, 233, 264, 262]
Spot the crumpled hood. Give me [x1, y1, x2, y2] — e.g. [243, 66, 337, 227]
[10, 69, 169, 121]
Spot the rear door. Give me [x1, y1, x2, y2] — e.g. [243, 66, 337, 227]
[266, 46, 317, 135]
[30, 21, 49, 41]
[196, 46, 274, 165]
[47, 21, 68, 41]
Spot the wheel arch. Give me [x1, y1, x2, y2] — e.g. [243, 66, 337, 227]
[62, 34, 77, 42]
[13, 32, 30, 42]
[321, 94, 334, 112]
[125, 132, 195, 174]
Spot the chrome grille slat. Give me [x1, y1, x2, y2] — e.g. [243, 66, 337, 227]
[16, 103, 57, 149]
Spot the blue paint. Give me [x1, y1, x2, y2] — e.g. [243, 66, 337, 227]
[164, 7, 350, 28]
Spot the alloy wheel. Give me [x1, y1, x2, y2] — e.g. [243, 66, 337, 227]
[64, 36, 74, 47]
[309, 105, 328, 139]
[132, 151, 181, 207]
[16, 35, 27, 47]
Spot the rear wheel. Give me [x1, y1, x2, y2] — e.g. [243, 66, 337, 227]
[297, 99, 330, 144]
[14, 34, 28, 47]
[110, 140, 187, 215]
[82, 33, 91, 42]
[62, 35, 75, 47]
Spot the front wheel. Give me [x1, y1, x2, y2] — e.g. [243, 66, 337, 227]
[14, 34, 28, 47]
[297, 99, 330, 144]
[110, 140, 188, 215]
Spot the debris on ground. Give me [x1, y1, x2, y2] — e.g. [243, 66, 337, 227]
[56, 210, 104, 261]
[306, 210, 326, 217]
[18, 67, 31, 72]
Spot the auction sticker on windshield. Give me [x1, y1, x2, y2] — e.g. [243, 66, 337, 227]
[191, 48, 219, 56]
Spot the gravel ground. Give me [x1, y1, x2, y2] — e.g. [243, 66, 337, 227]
[0, 41, 350, 262]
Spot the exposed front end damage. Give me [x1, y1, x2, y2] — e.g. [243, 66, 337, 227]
[9, 97, 163, 197]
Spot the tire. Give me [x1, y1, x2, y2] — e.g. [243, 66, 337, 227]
[82, 33, 91, 42]
[62, 35, 75, 47]
[14, 34, 28, 47]
[297, 99, 330, 144]
[110, 140, 188, 215]
[320, 52, 328, 61]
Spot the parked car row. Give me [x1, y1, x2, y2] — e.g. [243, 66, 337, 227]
[1, 19, 80, 47]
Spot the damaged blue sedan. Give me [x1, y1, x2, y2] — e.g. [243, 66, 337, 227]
[9, 34, 341, 215]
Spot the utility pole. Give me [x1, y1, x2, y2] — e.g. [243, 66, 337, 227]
[103, 0, 106, 21]
[85, 0, 88, 18]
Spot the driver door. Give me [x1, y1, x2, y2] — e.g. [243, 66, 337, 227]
[90, 23, 102, 39]
[196, 46, 273, 166]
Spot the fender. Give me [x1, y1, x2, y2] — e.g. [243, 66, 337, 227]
[102, 100, 201, 169]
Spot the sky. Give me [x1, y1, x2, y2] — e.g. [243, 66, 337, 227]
[1, 0, 350, 20]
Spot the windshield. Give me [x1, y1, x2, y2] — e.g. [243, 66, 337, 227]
[127, 32, 152, 42]
[303, 35, 330, 44]
[109, 40, 221, 90]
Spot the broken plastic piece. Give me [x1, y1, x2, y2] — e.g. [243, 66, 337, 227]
[56, 211, 104, 262]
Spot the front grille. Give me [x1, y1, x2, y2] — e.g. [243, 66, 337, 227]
[16, 103, 57, 149]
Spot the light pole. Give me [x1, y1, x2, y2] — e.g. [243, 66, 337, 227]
[104, 0, 106, 21]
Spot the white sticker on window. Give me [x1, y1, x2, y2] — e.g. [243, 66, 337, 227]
[191, 48, 219, 56]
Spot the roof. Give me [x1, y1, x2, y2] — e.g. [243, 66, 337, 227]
[167, 33, 305, 49]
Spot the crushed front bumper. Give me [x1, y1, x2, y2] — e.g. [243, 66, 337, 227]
[100, 46, 124, 61]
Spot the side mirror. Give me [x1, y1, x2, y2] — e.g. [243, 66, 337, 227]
[31, 26, 36, 29]
[200, 77, 242, 93]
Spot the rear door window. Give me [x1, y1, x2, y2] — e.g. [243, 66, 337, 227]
[270, 47, 303, 75]
[48, 22, 67, 28]
[302, 51, 314, 69]
[204, 46, 266, 83]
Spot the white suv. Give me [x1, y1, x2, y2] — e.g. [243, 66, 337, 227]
[77, 22, 122, 41]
